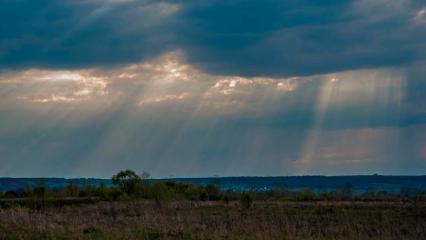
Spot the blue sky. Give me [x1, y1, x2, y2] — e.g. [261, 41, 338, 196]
[0, 0, 426, 177]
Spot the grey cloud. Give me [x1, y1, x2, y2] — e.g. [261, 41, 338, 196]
[176, 0, 426, 76]
[0, 0, 177, 69]
[1, 0, 426, 77]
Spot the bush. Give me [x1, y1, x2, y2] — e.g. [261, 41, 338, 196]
[23, 186, 35, 198]
[239, 192, 253, 209]
[206, 184, 220, 200]
[199, 188, 208, 201]
[319, 191, 335, 201]
[360, 188, 375, 201]
[269, 187, 290, 201]
[151, 182, 169, 207]
[222, 190, 235, 205]
[4, 190, 19, 199]
[79, 185, 97, 197]
[338, 183, 354, 200]
[183, 185, 201, 201]
[297, 188, 317, 201]
[22, 181, 54, 210]
[400, 186, 421, 200]
[66, 183, 80, 197]
[106, 187, 124, 201]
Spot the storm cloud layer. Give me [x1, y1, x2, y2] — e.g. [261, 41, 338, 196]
[1, 0, 426, 76]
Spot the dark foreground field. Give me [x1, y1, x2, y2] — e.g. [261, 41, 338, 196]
[0, 201, 425, 240]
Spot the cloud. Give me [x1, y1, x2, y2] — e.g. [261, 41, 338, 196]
[0, 69, 109, 104]
[414, 7, 426, 25]
[2, 51, 426, 130]
[173, 0, 426, 76]
[138, 92, 190, 106]
[0, 0, 179, 69]
[0, 51, 305, 115]
[1, 0, 426, 77]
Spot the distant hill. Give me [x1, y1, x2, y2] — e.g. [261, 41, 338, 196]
[0, 178, 110, 192]
[169, 175, 426, 193]
[1, 175, 425, 193]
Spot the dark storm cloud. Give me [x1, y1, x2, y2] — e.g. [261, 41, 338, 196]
[1, 0, 426, 76]
[176, 0, 426, 76]
[0, 0, 178, 69]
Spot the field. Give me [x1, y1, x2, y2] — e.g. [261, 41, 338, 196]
[0, 201, 425, 240]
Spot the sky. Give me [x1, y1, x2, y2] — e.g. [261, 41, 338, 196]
[1, 0, 426, 178]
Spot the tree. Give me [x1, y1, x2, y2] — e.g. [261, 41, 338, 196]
[140, 171, 151, 181]
[112, 169, 142, 196]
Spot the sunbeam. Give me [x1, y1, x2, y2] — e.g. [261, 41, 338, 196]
[297, 69, 408, 174]
[0, 50, 420, 177]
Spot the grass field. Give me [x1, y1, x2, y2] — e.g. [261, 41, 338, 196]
[0, 201, 425, 240]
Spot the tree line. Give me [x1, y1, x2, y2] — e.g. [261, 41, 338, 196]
[0, 170, 425, 209]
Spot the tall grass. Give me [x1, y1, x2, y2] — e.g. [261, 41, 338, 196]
[0, 201, 424, 239]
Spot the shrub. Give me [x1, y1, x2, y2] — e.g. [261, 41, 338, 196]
[22, 181, 54, 210]
[151, 182, 169, 207]
[66, 182, 80, 197]
[34, 181, 48, 198]
[97, 182, 108, 199]
[297, 188, 317, 201]
[319, 191, 335, 201]
[239, 192, 253, 209]
[222, 190, 234, 205]
[23, 186, 35, 198]
[118, 193, 131, 202]
[206, 184, 220, 200]
[269, 187, 290, 201]
[107, 187, 124, 201]
[176, 183, 193, 194]
[360, 187, 375, 201]
[183, 185, 201, 201]
[4, 190, 19, 199]
[79, 185, 97, 197]
[400, 186, 421, 200]
[199, 189, 208, 201]
[338, 183, 354, 200]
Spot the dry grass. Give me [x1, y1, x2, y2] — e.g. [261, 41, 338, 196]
[0, 201, 425, 239]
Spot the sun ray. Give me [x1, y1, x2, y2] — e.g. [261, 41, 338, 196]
[297, 70, 408, 174]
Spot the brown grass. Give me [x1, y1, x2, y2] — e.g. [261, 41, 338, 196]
[0, 201, 425, 239]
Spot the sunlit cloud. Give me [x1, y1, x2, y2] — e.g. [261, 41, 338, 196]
[32, 95, 78, 103]
[276, 77, 300, 92]
[2, 50, 301, 114]
[138, 92, 190, 106]
[0, 51, 408, 117]
[414, 8, 426, 24]
[121, 51, 195, 84]
[1, 69, 109, 104]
